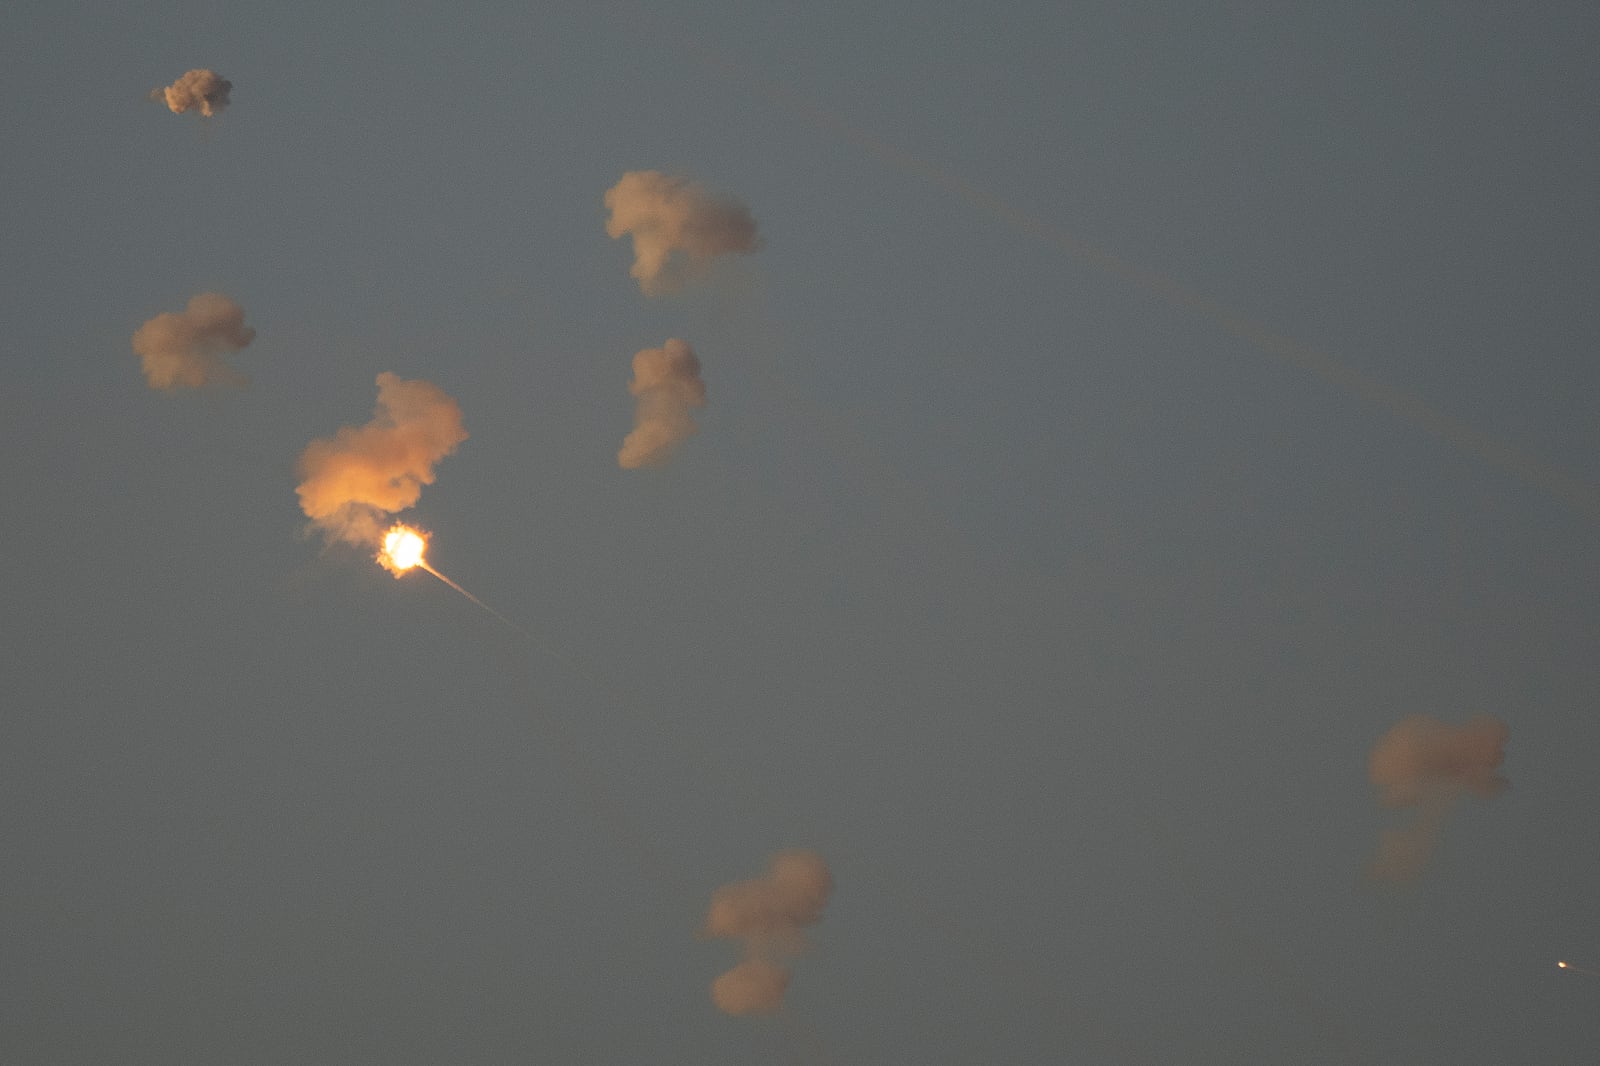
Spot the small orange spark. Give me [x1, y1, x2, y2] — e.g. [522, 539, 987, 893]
[378, 524, 428, 576]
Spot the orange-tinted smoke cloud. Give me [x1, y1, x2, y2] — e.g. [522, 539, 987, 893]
[131, 293, 255, 389]
[710, 959, 790, 1017]
[151, 69, 232, 117]
[603, 170, 760, 295]
[1366, 714, 1509, 883]
[703, 850, 832, 1016]
[295, 373, 468, 548]
[618, 338, 706, 469]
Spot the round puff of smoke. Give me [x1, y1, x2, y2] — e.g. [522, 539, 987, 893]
[1366, 714, 1508, 883]
[603, 170, 761, 295]
[617, 338, 706, 469]
[710, 959, 791, 1017]
[295, 373, 468, 548]
[131, 293, 255, 389]
[703, 850, 832, 1016]
[150, 69, 232, 117]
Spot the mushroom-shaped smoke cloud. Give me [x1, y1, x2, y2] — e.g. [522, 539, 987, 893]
[1366, 714, 1508, 883]
[604, 170, 760, 295]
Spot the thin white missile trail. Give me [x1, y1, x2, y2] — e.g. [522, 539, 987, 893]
[1558, 960, 1600, 977]
[411, 560, 614, 697]
[395, 541, 1124, 1059]
[399, 550, 693, 896]
[377, 525, 563, 658]
[411, 558, 624, 698]
[417, 561, 523, 634]
[400, 548, 1151, 1062]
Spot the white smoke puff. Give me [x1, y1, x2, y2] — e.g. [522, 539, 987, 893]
[1366, 714, 1508, 883]
[617, 338, 706, 469]
[151, 69, 232, 117]
[131, 293, 255, 389]
[603, 170, 760, 295]
[295, 373, 468, 547]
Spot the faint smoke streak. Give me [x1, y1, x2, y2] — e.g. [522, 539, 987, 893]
[604, 170, 761, 295]
[151, 69, 232, 116]
[131, 293, 255, 389]
[679, 39, 1600, 526]
[618, 338, 706, 469]
[295, 373, 468, 547]
[704, 850, 832, 1016]
[1366, 714, 1508, 883]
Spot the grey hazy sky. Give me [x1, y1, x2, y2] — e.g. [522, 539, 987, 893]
[3, 3, 1598, 1063]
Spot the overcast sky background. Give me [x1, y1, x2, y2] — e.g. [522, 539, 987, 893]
[4, 3, 1598, 1063]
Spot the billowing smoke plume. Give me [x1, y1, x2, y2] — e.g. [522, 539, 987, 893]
[1366, 714, 1509, 883]
[150, 69, 232, 116]
[703, 850, 832, 1016]
[617, 338, 706, 469]
[131, 293, 255, 389]
[603, 170, 760, 295]
[295, 373, 468, 547]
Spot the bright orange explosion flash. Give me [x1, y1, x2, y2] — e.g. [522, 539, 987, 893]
[373, 522, 524, 634]
[378, 524, 428, 576]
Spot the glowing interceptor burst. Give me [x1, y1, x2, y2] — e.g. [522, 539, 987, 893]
[379, 524, 428, 576]
[373, 521, 525, 635]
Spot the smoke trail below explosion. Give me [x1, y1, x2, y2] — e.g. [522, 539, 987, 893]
[374, 524, 843, 1055]
[378, 525, 573, 668]
[397, 536, 1152, 1061]
[413, 559, 594, 686]
[384, 530, 691, 894]
[416, 561, 524, 633]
